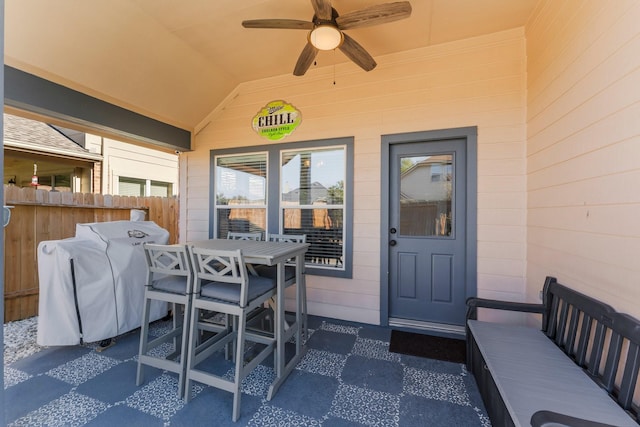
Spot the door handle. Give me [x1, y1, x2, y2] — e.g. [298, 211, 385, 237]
[390, 227, 397, 234]
[389, 240, 397, 246]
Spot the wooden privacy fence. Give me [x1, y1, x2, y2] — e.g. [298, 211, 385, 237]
[3, 186, 179, 322]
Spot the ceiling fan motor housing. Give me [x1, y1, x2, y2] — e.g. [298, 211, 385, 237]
[242, 0, 412, 75]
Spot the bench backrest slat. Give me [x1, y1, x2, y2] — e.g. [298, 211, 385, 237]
[602, 331, 623, 392]
[575, 313, 592, 366]
[555, 300, 570, 348]
[566, 308, 580, 358]
[546, 296, 560, 339]
[587, 322, 608, 377]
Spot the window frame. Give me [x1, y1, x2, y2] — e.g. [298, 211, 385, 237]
[210, 137, 353, 278]
[150, 180, 174, 197]
[118, 176, 145, 196]
[118, 176, 175, 197]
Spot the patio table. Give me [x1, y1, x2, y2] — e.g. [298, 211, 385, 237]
[188, 238, 309, 399]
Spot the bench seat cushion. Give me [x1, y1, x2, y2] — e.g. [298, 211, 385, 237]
[467, 320, 636, 427]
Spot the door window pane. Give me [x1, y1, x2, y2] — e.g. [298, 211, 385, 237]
[214, 153, 267, 238]
[399, 154, 453, 237]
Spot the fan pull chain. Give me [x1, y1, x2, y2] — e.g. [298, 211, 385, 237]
[333, 49, 336, 85]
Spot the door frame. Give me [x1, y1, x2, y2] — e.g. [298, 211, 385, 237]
[380, 126, 477, 328]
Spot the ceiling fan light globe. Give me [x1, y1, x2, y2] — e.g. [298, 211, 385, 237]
[309, 25, 343, 50]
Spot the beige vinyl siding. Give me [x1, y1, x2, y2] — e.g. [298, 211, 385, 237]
[102, 137, 179, 196]
[526, 0, 640, 317]
[182, 153, 211, 242]
[184, 28, 528, 324]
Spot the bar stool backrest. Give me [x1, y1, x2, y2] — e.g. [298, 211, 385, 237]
[227, 231, 262, 241]
[267, 233, 306, 243]
[191, 248, 245, 284]
[189, 247, 253, 307]
[144, 243, 193, 281]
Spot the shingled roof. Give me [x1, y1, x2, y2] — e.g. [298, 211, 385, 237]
[3, 114, 101, 160]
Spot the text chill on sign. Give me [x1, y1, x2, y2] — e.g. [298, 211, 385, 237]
[252, 100, 301, 141]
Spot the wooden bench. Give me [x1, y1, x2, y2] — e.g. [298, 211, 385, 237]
[466, 276, 640, 426]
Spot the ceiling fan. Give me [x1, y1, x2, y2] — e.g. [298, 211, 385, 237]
[242, 0, 412, 76]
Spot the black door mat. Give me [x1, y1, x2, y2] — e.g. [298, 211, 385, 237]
[389, 330, 466, 363]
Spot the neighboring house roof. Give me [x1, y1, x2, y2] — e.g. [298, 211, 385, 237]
[3, 114, 102, 161]
[401, 155, 452, 177]
[282, 181, 328, 203]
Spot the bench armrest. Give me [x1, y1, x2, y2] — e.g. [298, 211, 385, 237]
[466, 297, 545, 320]
[531, 410, 620, 427]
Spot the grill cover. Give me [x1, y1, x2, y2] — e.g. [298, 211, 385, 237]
[37, 221, 169, 345]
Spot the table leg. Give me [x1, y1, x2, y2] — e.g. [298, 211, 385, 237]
[276, 261, 285, 377]
[295, 254, 303, 350]
[267, 254, 307, 400]
[297, 254, 307, 342]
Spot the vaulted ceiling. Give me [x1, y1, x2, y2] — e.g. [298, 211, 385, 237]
[5, 0, 538, 131]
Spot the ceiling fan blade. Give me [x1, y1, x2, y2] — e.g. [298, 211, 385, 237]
[294, 42, 319, 76]
[336, 1, 412, 30]
[242, 19, 314, 30]
[339, 33, 376, 72]
[311, 0, 333, 21]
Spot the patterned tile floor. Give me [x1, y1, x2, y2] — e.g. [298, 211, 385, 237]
[4, 316, 491, 426]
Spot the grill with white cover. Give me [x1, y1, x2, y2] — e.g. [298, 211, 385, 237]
[37, 220, 169, 346]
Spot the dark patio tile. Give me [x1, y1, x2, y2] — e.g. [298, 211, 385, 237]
[76, 360, 162, 404]
[306, 328, 357, 354]
[83, 404, 164, 427]
[341, 354, 404, 394]
[267, 370, 339, 419]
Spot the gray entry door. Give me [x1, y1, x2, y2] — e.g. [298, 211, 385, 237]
[388, 138, 468, 328]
